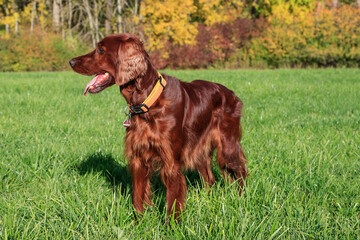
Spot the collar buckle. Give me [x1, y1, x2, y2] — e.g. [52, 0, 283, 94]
[127, 72, 166, 115]
[159, 75, 166, 88]
[129, 104, 150, 114]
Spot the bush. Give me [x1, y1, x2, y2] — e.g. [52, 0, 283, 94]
[150, 4, 360, 69]
[0, 27, 90, 72]
[245, 4, 360, 68]
[150, 18, 266, 69]
[2, 4, 359, 71]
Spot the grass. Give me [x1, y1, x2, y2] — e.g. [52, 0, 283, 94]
[0, 69, 359, 239]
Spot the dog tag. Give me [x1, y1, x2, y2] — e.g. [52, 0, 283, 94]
[123, 105, 132, 127]
[123, 119, 131, 128]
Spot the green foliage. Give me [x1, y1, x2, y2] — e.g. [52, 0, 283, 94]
[241, 4, 360, 68]
[0, 70, 359, 238]
[1, 1, 360, 70]
[247, 0, 316, 17]
[0, 28, 90, 71]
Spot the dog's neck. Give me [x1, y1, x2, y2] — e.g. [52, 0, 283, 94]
[119, 60, 159, 106]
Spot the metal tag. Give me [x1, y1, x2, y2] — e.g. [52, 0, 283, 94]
[123, 106, 131, 128]
[123, 119, 131, 128]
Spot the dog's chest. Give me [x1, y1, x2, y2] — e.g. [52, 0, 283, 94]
[124, 116, 173, 164]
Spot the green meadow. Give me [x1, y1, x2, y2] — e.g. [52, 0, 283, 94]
[0, 69, 359, 239]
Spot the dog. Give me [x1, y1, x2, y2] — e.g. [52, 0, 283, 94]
[70, 33, 247, 219]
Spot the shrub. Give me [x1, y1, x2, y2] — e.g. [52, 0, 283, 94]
[245, 4, 360, 68]
[150, 18, 266, 69]
[150, 3, 360, 69]
[0, 27, 90, 72]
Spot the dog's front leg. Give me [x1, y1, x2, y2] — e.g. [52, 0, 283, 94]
[161, 162, 187, 220]
[130, 158, 151, 216]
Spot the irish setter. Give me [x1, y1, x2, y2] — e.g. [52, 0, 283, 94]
[70, 33, 247, 219]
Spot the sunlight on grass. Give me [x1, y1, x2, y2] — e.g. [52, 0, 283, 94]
[0, 69, 359, 239]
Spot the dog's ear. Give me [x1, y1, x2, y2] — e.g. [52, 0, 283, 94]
[115, 41, 147, 86]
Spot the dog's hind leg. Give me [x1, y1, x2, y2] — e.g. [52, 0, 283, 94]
[197, 152, 215, 188]
[216, 131, 247, 194]
[215, 100, 247, 195]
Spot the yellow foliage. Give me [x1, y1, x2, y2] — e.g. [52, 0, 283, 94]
[247, 4, 360, 67]
[140, 0, 245, 54]
[140, 0, 198, 51]
[0, 0, 48, 34]
[196, 0, 244, 26]
[37, 0, 49, 28]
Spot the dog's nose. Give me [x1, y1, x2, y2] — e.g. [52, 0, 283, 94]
[69, 59, 77, 67]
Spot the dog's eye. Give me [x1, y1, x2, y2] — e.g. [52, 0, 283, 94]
[97, 47, 104, 55]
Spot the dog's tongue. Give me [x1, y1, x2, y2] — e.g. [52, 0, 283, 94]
[83, 73, 105, 96]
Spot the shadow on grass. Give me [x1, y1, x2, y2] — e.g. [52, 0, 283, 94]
[76, 151, 224, 214]
[76, 152, 132, 192]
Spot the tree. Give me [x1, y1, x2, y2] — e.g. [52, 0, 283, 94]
[140, 0, 198, 50]
[53, 0, 60, 32]
[105, 0, 111, 34]
[30, 0, 36, 32]
[67, 0, 72, 36]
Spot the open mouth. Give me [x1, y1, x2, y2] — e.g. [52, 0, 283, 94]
[83, 72, 113, 96]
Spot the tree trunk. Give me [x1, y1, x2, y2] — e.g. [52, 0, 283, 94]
[84, 0, 96, 47]
[135, 0, 138, 16]
[68, 0, 72, 36]
[15, 16, 18, 34]
[117, 0, 123, 33]
[10, 0, 19, 34]
[94, 0, 100, 42]
[53, 0, 61, 32]
[105, 0, 112, 35]
[60, 0, 65, 40]
[357, 0, 360, 8]
[30, 0, 37, 32]
[138, 0, 144, 40]
[4, 2, 10, 34]
[132, 0, 140, 32]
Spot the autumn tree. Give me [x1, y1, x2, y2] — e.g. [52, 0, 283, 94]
[140, 0, 198, 51]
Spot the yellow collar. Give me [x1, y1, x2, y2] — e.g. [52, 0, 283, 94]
[128, 72, 167, 114]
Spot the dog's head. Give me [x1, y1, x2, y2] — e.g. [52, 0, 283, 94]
[70, 34, 148, 95]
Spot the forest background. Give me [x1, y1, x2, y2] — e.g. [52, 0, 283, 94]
[0, 0, 359, 71]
